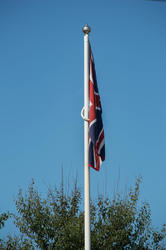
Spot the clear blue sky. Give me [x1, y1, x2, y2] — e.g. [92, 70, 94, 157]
[1, 0, 166, 237]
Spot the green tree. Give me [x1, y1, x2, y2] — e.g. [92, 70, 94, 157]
[0, 213, 10, 230]
[1, 178, 166, 249]
[0, 212, 11, 247]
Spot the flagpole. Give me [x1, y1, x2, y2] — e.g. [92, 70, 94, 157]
[83, 24, 91, 250]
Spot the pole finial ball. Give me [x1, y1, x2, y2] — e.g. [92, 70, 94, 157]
[82, 24, 91, 34]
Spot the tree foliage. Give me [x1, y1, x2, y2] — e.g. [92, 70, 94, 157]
[1, 178, 166, 249]
[0, 213, 10, 230]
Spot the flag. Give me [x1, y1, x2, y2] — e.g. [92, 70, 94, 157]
[89, 44, 105, 171]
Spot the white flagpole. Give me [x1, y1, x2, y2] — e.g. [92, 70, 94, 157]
[82, 24, 91, 250]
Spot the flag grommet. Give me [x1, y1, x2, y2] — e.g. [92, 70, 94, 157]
[81, 107, 89, 122]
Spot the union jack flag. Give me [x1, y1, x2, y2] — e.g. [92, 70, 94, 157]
[89, 44, 105, 171]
